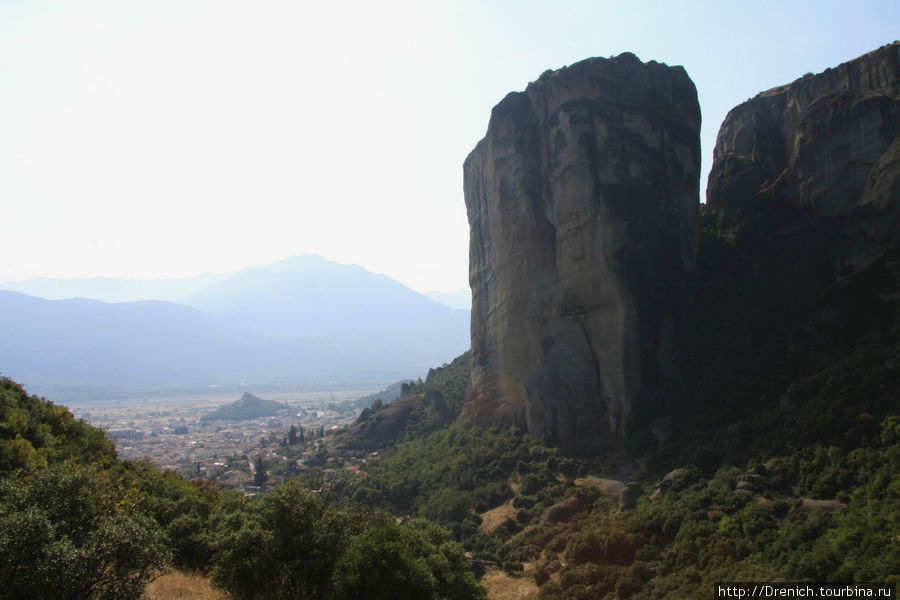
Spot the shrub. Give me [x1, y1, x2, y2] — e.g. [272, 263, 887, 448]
[209, 480, 357, 600]
[331, 519, 485, 600]
[0, 464, 168, 600]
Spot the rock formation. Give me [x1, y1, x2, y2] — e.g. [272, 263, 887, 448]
[539, 496, 584, 525]
[462, 53, 701, 455]
[706, 42, 900, 295]
[462, 43, 900, 456]
[618, 482, 643, 511]
[334, 395, 428, 452]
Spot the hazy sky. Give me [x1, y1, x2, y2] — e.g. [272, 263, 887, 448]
[1, 1, 897, 294]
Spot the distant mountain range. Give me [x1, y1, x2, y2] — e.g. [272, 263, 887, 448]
[0, 255, 470, 398]
[0, 273, 230, 303]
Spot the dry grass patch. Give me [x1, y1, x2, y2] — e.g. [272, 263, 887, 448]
[481, 569, 539, 600]
[142, 571, 230, 600]
[479, 499, 518, 534]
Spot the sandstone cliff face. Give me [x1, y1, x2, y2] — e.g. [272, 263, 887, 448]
[707, 42, 900, 292]
[462, 53, 700, 455]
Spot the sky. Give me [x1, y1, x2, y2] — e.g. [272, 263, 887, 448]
[1, 0, 897, 295]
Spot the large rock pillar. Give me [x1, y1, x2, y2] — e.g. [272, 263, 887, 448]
[462, 53, 701, 455]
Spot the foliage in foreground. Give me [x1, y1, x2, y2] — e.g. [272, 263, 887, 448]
[0, 464, 169, 600]
[332, 519, 485, 600]
[207, 480, 485, 600]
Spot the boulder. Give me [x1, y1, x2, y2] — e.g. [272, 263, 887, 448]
[539, 496, 585, 524]
[650, 467, 686, 499]
[618, 482, 643, 511]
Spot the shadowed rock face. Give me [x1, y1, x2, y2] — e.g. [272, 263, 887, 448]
[462, 53, 701, 455]
[707, 42, 900, 295]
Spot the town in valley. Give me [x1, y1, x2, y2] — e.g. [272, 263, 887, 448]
[69, 385, 394, 495]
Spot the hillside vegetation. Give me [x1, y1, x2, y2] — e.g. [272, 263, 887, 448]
[337, 335, 899, 598]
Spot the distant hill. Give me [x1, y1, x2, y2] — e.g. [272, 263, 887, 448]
[200, 392, 287, 422]
[0, 255, 470, 398]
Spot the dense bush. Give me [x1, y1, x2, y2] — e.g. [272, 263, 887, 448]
[112, 459, 222, 570]
[0, 464, 169, 600]
[209, 479, 361, 600]
[331, 519, 485, 600]
[203, 479, 486, 600]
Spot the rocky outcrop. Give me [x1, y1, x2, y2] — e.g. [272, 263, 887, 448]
[575, 476, 626, 500]
[707, 42, 900, 295]
[650, 467, 686, 499]
[462, 53, 701, 455]
[618, 482, 643, 511]
[334, 395, 426, 451]
[539, 496, 584, 524]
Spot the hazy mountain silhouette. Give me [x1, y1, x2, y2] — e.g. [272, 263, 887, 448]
[0, 291, 241, 389]
[0, 273, 230, 303]
[0, 256, 470, 398]
[183, 255, 469, 360]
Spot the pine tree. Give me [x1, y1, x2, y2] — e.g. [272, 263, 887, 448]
[253, 455, 267, 487]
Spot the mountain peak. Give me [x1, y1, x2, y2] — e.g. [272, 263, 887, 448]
[264, 254, 336, 273]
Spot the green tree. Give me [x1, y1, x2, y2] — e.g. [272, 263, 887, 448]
[0, 464, 169, 600]
[110, 459, 220, 570]
[253, 455, 267, 487]
[331, 519, 486, 600]
[210, 480, 360, 600]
